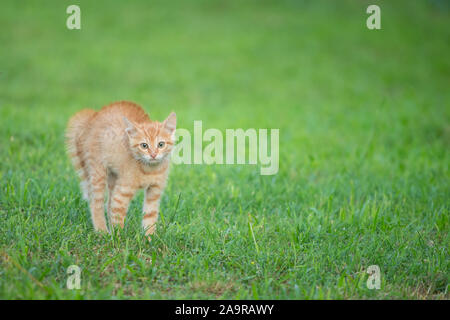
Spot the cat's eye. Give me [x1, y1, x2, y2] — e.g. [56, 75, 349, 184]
[140, 143, 148, 149]
[158, 141, 165, 148]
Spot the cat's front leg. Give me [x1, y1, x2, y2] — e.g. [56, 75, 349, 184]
[108, 182, 135, 229]
[142, 185, 163, 240]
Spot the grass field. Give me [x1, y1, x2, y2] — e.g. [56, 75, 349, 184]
[0, 0, 449, 299]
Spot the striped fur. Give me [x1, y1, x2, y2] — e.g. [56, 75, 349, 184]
[65, 101, 176, 239]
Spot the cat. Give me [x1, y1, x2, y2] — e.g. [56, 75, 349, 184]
[65, 101, 176, 240]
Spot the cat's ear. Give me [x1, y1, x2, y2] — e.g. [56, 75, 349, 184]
[123, 117, 137, 137]
[163, 112, 176, 134]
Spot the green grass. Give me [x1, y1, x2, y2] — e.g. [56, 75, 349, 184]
[0, 0, 449, 299]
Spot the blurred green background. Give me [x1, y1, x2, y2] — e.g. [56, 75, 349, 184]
[0, 0, 448, 299]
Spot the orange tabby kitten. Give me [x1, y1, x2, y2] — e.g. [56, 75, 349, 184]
[66, 101, 176, 239]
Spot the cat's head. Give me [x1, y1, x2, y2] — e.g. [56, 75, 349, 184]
[123, 112, 176, 165]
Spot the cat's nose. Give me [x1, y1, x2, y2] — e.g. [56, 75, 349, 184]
[150, 153, 157, 159]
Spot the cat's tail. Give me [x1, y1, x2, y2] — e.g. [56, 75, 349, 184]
[66, 109, 96, 201]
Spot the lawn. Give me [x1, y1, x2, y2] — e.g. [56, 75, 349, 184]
[0, 0, 448, 299]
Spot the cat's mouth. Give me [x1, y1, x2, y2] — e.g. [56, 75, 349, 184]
[144, 158, 162, 165]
